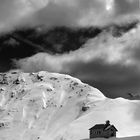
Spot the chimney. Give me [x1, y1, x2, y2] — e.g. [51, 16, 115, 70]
[105, 120, 110, 126]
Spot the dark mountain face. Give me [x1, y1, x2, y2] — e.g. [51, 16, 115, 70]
[0, 20, 138, 72]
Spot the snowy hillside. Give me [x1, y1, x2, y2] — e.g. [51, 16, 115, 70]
[0, 71, 139, 140]
[63, 98, 140, 140]
[0, 71, 105, 140]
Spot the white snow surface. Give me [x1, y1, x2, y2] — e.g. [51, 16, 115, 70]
[0, 71, 139, 140]
[83, 136, 140, 140]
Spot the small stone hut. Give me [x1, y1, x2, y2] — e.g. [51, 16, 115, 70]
[89, 120, 118, 139]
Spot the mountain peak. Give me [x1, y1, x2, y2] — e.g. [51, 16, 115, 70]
[0, 71, 105, 140]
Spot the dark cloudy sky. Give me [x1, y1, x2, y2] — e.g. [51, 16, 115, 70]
[0, 0, 140, 99]
[14, 27, 140, 98]
[0, 0, 139, 31]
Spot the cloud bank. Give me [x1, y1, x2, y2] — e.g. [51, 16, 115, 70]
[0, 0, 139, 32]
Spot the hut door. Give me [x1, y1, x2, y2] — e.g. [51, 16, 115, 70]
[111, 131, 115, 137]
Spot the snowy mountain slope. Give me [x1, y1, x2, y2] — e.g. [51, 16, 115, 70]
[0, 71, 139, 140]
[62, 98, 140, 140]
[0, 71, 105, 140]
